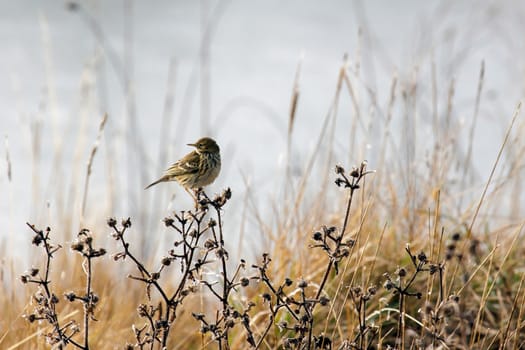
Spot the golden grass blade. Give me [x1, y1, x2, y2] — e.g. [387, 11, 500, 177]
[470, 221, 524, 347]
[448, 102, 522, 297]
[467, 101, 521, 239]
[6, 311, 79, 350]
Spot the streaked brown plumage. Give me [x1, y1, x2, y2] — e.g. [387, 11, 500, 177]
[145, 137, 221, 191]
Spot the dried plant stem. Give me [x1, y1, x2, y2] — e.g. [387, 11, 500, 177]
[329, 197, 374, 342]
[21, 223, 100, 350]
[307, 163, 372, 348]
[81, 113, 108, 225]
[83, 256, 91, 349]
[214, 205, 230, 349]
[470, 223, 523, 347]
[449, 102, 521, 296]
[458, 61, 485, 211]
[254, 314, 273, 350]
[467, 102, 521, 239]
[315, 174, 358, 301]
[292, 57, 347, 212]
[398, 278, 406, 350]
[501, 272, 525, 349]
[283, 54, 302, 204]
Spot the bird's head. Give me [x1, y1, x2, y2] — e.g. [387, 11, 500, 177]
[188, 137, 220, 154]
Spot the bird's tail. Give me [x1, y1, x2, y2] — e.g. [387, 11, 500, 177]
[144, 177, 165, 190]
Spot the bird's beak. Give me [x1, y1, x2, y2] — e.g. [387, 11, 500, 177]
[187, 143, 196, 147]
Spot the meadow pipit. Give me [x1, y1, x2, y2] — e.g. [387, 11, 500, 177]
[145, 137, 221, 195]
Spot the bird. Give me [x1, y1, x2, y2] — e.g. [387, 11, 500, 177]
[145, 137, 221, 195]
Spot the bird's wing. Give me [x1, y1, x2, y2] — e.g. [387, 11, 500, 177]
[166, 151, 200, 176]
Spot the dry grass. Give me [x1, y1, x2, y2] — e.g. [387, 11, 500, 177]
[2, 57, 525, 348]
[3, 3, 525, 349]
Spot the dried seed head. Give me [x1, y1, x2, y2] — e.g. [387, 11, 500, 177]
[204, 239, 216, 250]
[397, 268, 407, 278]
[315, 335, 332, 348]
[107, 217, 117, 227]
[367, 285, 377, 296]
[137, 304, 148, 317]
[122, 218, 132, 228]
[64, 291, 76, 302]
[163, 217, 174, 227]
[71, 242, 85, 252]
[352, 286, 362, 297]
[319, 296, 330, 306]
[215, 247, 228, 259]
[112, 252, 126, 261]
[298, 279, 308, 289]
[92, 248, 106, 257]
[384, 280, 394, 290]
[240, 277, 250, 287]
[32, 234, 43, 246]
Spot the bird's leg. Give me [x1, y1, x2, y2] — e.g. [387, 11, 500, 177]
[195, 188, 209, 209]
[198, 188, 213, 203]
[195, 187, 204, 203]
[194, 188, 201, 209]
[184, 187, 199, 208]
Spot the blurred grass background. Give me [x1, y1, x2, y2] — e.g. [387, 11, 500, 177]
[2, 1, 525, 348]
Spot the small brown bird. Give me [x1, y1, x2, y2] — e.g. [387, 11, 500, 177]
[145, 137, 221, 194]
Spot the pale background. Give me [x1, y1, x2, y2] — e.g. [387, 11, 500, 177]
[1, 0, 524, 259]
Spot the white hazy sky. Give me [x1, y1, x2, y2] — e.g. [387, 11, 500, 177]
[1, 0, 524, 259]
